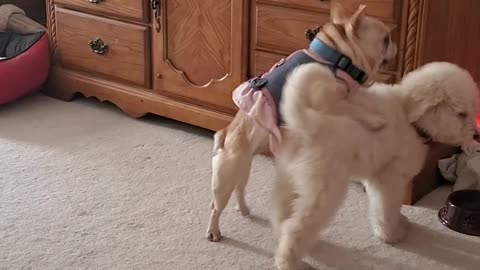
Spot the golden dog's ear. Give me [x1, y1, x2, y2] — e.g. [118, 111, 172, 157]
[331, 3, 366, 33]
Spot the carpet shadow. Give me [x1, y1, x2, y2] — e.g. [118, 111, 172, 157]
[309, 241, 416, 270]
[397, 223, 480, 270]
[247, 214, 270, 228]
[220, 237, 273, 259]
[413, 185, 452, 210]
[142, 113, 213, 139]
[0, 95, 130, 146]
[1, 94, 214, 146]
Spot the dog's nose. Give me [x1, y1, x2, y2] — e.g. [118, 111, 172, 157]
[474, 132, 479, 141]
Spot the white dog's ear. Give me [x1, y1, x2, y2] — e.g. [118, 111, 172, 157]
[406, 102, 431, 123]
[406, 98, 441, 123]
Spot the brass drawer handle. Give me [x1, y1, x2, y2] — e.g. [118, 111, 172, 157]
[88, 38, 108, 55]
[151, 0, 161, 32]
[88, 0, 103, 4]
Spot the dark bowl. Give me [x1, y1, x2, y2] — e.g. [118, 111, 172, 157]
[438, 190, 480, 236]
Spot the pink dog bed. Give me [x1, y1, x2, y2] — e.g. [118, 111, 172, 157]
[0, 31, 49, 105]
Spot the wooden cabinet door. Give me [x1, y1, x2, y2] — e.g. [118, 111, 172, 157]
[153, 0, 248, 114]
[416, 0, 480, 83]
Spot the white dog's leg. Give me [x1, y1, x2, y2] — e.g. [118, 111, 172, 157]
[271, 170, 297, 239]
[206, 151, 253, 242]
[274, 167, 349, 270]
[364, 174, 410, 244]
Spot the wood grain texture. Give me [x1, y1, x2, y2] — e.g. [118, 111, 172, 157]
[55, 8, 151, 87]
[251, 50, 287, 77]
[153, 0, 248, 113]
[258, 0, 401, 22]
[46, 0, 57, 56]
[418, 0, 480, 83]
[402, 0, 424, 75]
[44, 68, 233, 131]
[255, 3, 328, 55]
[254, 3, 400, 73]
[165, 0, 231, 86]
[54, 0, 148, 22]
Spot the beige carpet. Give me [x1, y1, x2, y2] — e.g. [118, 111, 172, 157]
[1, 94, 480, 270]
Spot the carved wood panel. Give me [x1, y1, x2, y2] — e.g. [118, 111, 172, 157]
[165, 0, 231, 86]
[154, 0, 247, 112]
[402, 0, 427, 75]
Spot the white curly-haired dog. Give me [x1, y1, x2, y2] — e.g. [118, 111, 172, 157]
[272, 62, 479, 270]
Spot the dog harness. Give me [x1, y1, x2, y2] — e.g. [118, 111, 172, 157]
[233, 39, 369, 146]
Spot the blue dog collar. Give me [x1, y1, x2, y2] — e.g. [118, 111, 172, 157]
[309, 38, 368, 84]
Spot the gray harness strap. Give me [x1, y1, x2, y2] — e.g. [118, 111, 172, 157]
[248, 50, 335, 125]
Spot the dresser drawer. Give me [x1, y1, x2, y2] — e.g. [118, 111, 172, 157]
[259, 0, 401, 21]
[251, 50, 285, 77]
[55, 8, 151, 87]
[252, 50, 396, 83]
[255, 4, 399, 71]
[255, 4, 328, 54]
[55, 0, 148, 21]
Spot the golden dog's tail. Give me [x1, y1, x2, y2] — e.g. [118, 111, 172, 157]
[281, 62, 337, 131]
[213, 129, 227, 152]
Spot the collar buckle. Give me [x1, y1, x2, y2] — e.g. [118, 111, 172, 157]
[309, 39, 369, 85]
[336, 56, 352, 71]
[336, 56, 368, 84]
[358, 72, 368, 84]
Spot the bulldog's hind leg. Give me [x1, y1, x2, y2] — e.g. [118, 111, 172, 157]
[234, 157, 253, 216]
[206, 149, 253, 242]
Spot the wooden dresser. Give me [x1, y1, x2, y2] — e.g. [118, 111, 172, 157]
[43, 0, 458, 204]
[44, 0, 418, 129]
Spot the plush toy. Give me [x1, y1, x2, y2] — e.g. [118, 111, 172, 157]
[0, 4, 50, 105]
[0, 4, 46, 33]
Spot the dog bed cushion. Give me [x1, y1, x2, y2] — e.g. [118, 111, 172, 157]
[0, 31, 49, 105]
